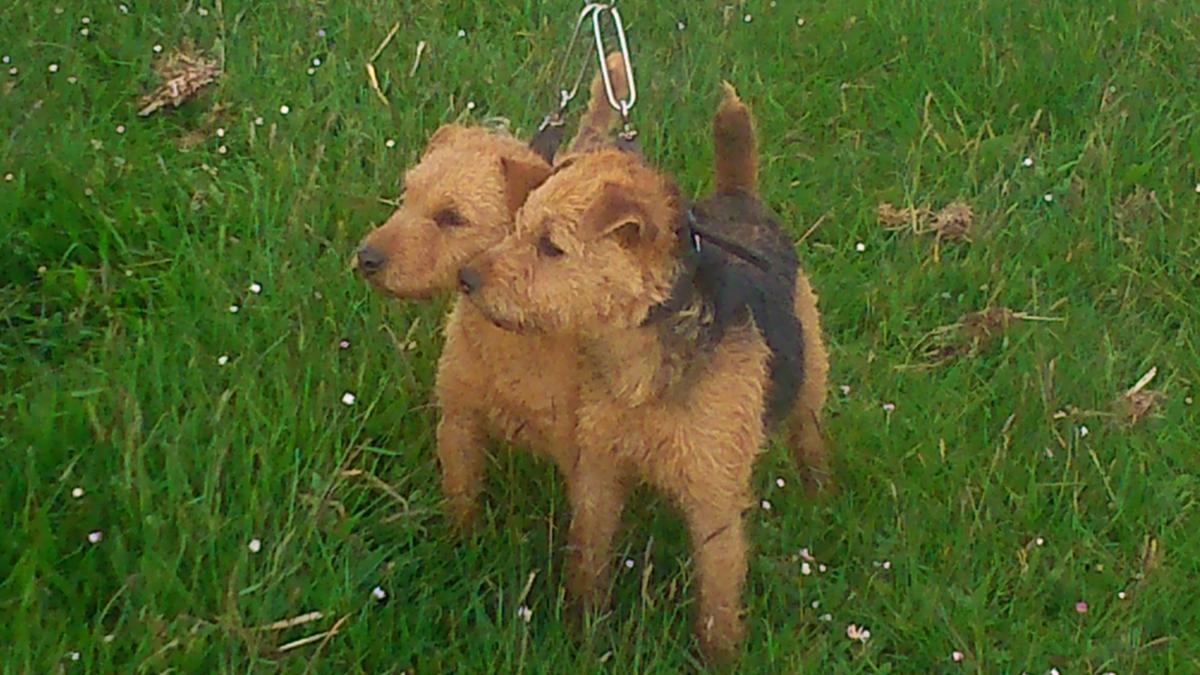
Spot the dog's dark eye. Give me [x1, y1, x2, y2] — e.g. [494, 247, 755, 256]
[433, 208, 466, 228]
[536, 235, 564, 258]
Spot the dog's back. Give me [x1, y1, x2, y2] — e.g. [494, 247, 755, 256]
[691, 85, 803, 427]
[691, 197, 802, 427]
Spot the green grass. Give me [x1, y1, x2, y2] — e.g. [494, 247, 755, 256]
[3, 0, 1199, 671]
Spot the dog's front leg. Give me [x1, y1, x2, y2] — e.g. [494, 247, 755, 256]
[563, 447, 627, 614]
[435, 409, 486, 534]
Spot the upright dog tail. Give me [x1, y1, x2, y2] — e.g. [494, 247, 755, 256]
[563, 51, 630, 157]
[713, 82, 759, 197]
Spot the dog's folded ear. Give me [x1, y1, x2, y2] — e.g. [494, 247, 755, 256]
[582, 182, 650, 248]
[499, 155, 552, 215]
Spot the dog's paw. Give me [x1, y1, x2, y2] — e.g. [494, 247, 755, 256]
[695, 611, 745, 669]
[443, 501, 480, 539]
[564, 595, 589, 637]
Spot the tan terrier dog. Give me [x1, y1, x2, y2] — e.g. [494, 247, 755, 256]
[459, 84, 828, 662]
[354, 55, 630, 530]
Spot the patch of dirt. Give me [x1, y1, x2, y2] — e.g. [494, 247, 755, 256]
[1115, 187, 1166, 227]
[1117, 389, 1164, 426]
[960, 306, 1016, 343]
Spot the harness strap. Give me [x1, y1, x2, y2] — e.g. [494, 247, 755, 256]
[528, 115, 566, 164]
[690, 225, 771, 272]
[641, 209, 703, 327]
[613, 130, 641, 156]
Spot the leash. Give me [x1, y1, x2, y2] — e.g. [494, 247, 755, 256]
[529, 2, 639, 162]
[528, 3, 602, 162]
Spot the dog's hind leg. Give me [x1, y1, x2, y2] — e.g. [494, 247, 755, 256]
[786, 269, 832, 495]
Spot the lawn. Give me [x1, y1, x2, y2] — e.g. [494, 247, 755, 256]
[2, 0, 1199, 672]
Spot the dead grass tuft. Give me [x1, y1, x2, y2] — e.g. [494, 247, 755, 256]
[138, 42, 221, 117]
[878, 200, 974, 241]
[877, 202, 930, 229]
[929, 201, 974, 240]
[1115, 367, 1164, 426]
[908, 306, 1061, 368]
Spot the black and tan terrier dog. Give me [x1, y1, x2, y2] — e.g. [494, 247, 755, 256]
[459, 84, 829, 663]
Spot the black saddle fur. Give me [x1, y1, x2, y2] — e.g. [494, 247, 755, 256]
[686, 192, 804, 428]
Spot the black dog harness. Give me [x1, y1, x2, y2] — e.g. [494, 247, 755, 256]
[640, 207, 774, 326]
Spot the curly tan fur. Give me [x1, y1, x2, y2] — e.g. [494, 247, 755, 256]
[353, 55, 631, 530]
[463, 86, 829, 663]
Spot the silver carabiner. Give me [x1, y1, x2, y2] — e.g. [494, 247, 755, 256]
[590, 5, 637, 121]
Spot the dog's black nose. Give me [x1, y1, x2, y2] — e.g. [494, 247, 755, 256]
[356, 246, 387, 275]
[458, 267, 481, 295]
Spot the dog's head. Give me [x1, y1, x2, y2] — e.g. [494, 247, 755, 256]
[353, 125, 551, 299]
[460, 149, 684, 335]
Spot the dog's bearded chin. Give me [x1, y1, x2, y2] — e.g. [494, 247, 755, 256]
[370, 276, 441, 301]
[467, 297, 530, 333]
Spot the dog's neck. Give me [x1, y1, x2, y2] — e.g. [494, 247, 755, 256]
[640, 210, 702, 326]
[582, 266, 719, 407]
[587, 201, 781, 406]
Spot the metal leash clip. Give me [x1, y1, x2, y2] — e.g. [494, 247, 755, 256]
[589, 3, 638, 141]
[538, 2, 608, 133]
[529, 3, 608, 161]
